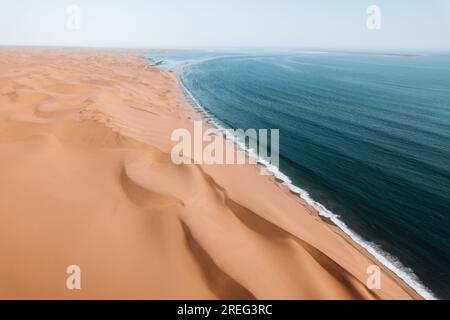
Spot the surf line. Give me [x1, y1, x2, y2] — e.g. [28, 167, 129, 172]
[171, 120, 279, 176]
[175, 65, 437, 301]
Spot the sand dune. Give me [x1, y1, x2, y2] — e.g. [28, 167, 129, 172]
[0, 48, 418, 299]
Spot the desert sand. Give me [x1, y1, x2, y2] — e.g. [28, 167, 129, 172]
[0, 48, 418, 299]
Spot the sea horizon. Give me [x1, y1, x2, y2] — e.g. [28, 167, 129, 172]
[146, 49, 450, 300]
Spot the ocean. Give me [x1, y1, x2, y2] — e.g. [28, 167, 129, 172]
[146, 49, 450, 299]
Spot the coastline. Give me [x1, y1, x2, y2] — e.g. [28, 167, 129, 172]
[0, 48, 422, 299]
[153, 54, 428, 300]
[172, 56, 434, 300]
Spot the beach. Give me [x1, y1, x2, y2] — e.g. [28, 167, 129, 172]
[0, 48, 420, 299]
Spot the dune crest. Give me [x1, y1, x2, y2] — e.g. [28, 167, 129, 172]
[0, 48, 418, 299]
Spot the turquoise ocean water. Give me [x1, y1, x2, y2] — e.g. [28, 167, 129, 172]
[146, 50, 450, 299]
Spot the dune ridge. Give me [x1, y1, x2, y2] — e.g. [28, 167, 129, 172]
[0, 48, 418, 299]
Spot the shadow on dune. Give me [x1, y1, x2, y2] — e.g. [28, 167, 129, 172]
[197, 165, 380, 300]
[180, 221, 256, 300]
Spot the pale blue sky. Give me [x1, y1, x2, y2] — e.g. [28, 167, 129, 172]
[0, 0, 449, 49]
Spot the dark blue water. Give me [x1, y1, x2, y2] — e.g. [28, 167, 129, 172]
[149, 51, 450, 299]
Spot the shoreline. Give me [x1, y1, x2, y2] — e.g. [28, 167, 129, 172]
[0, 48, 426, 299]
[169, 55, 433, 300]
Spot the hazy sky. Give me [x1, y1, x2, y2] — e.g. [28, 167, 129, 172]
[0, 0, 449, 50]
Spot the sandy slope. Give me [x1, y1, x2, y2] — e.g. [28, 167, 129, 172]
[0, 48, 418, 299]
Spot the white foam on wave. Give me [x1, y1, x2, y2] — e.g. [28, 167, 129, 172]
[177, 63, 437, 301]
